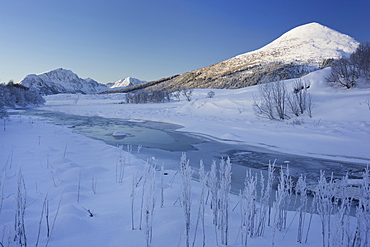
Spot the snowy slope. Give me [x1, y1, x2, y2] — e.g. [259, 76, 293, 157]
[234, 22, 359, 67]
[141, 22, 360, 91]
[19, 68, 108, 95]
[110, 77, 146, 89]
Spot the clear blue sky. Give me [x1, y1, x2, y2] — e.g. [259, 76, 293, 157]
[1, 0, 369, 84]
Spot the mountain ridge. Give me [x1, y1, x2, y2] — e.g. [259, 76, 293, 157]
[19, 68, 108, 95]
[116, 22, 359, 92]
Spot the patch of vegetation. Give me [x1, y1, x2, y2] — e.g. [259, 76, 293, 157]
[326, 42, 370, 88]
[0, 81, 45, 118]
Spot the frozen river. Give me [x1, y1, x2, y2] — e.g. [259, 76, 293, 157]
[21, 109, 365, 193]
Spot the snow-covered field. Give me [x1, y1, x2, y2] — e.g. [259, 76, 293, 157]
[41, 68, 370, 164]
[1, 68, 369, 246]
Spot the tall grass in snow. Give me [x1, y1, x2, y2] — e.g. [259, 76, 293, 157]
[180, 153, 192, 247]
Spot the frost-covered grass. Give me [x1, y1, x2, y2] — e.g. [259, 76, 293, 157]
[0, 116, 368, 247]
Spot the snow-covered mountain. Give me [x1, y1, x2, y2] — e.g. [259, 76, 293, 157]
[110, 77, 146, 89]
[233, 22, 358, 67]
[19, 68, 109, 95]
[134, 22, 359, 91]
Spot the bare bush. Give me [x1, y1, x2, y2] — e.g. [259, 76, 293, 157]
[207, 91, 215, 98]
[255, 78, 314, 120]
[182, 88, 193, 102]
[326, 58, 359, 88]
[254, 80, 288, 120]
[326, 41, 370, 88]
[287, 79, 313, 117]
[125, 90, 171, 104]
[350, 42, 370, 79]
[172, 91, 181, 101]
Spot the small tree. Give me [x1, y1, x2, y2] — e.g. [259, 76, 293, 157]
[350, 42, 370, 79]
[254, 80, 288, 120]
[182, 88, 193, 102]
[326, 58, 359, 88]
[287, 79, 313, 117]
[172, 91, 181, 101]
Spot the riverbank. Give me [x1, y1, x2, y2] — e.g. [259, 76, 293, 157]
[39, 69, 370, 165]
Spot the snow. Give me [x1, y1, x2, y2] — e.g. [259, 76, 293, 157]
[112, 130, 127, 137]
[234, 22, 359, 68]
[41, 68, 370, 164]
[1, 68, 369, 246]
[0, 116, 325, 247]
[110, 77, 146, 89]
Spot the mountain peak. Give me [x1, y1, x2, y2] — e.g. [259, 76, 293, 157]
[282, 22, 330, 35]
[110, 77, 146, 88]
[131, 22, 359, 92]
[270, 22, 353, 45]
[243, 22, 359, 64]
[19, 68, 108, 95]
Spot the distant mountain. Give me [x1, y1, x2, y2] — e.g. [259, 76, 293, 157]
[106, 82, 115, 88]
[114, 22, 359, 92]
[19, 68, 108, 95]
[110, 77, 146, 89]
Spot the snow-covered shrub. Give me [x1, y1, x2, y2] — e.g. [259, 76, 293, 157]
[208, 160, 218, 228]
[296, 174, 308, 243]
[0, 81, 45, 112]
[218, 158, 232, 245]
[256, 161, 275, 235]
[180, 153, 192, 247]
[354, 167, 370, 247]
[144, 166, 156, 247]
[15, 169, 27, 246]
[192, 160, 207, 247]
[240, 169, 257, 246]
[205, 158, 232, 246]
[314, 172, 337, 247]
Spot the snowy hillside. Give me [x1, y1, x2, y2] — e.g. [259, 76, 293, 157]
[110, 77, 146, 89]
[234, 22, 359, 67]
[137, 22, 360, 91]
[19, 68, 108, 95]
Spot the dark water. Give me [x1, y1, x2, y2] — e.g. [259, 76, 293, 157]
[19, 109, 366, 193]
